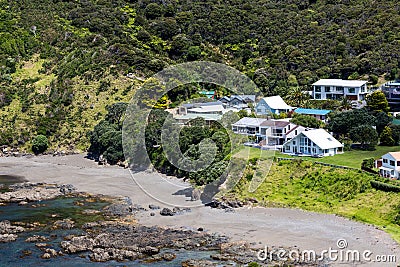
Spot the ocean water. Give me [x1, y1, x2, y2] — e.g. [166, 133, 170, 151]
[0, 176, 224, 266]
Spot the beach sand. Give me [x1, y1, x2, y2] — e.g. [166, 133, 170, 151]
[0, 154, 398, 266]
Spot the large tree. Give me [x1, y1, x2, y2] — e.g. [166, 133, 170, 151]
[366, 90, 390, 113]
[349, 125, 378, 150]
[328, 109, 376, 136]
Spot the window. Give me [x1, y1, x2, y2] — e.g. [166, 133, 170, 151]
[348, 88, 355, 94]
[390, 160, 395, 166]
[383, 158, 388, 163]
[314, 86, 321, 92]
[293, 140, 296, 145]
[325, 86, 331, 92]
[336, 86, 344, 92]
[257, 109, 262, 113]
[326, 94, 332, 99]
[315, 93, 321, 99]
[397, 161, 400, 166]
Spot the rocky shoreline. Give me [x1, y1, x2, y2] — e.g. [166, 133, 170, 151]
[0, 182, 321, 266]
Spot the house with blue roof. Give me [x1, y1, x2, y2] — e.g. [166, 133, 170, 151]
[294, 108, 331, 122]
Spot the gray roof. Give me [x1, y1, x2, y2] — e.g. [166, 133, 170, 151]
[260, 120, 290, 128]
[182, 101, 223, 108]
[232, 117, 268, 127]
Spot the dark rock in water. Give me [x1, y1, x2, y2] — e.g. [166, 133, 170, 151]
[0, 233, 18, 243]
[160, 208, 174, 216]
[0, 220, 25, 234]
[148, 204, 160, 210]
[61, 224, 228, 262]
[150, 212, 155, 216]
[103, 203, 132, 217]
[197, 227, 204, 232]
[25, 235, 49, 242]
[162, 253, 176, 261]
[41, 253, 51, 259]
[182, 259, 217, 267]
[53, 219, 75, 230]
[59, 184, 76, 194]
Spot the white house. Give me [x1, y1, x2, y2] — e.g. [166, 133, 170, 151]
[255, 95, 292, 115]
[282, 129, 344, 157]
[259, 120, 308, 146]
[232, 117, 268, 137]
[376, 152, 400, 179]
[232, 117, 310, 146]
[312, 79, 368, 101]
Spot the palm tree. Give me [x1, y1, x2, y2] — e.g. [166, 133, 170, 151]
[285, 86, 310, 107]
[338, 96, 352, 111]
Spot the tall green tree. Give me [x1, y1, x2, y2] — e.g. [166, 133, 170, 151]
[349, 125, 378, 150]
[366, 90, 390, 113]
[380, 126, 395, 146]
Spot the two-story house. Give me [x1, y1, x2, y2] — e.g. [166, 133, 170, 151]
[375, 152, 400, 179]
[231, 117, 268, 138]
[312, 79, 368, 101]
[282, 129, 344, 157]
[381, 80, 400, 106]
[232, 117, 309, 146]
[255, 96, 292, 115]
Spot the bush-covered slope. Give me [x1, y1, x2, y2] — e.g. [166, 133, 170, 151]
[0, 0, 399, 151]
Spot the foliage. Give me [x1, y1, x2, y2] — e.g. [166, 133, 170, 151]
[361, 158, 374, 169]
[380, 126, 395, 146]
[1, 0, 400, 151]
[328, 109, 375, 136]
[88, 103, 126, 164]
[290, 113, 321, 128]
[349, 125, 378, 149]
[370, 180, 400, 193]
[32, 135, 49, 154]
[366, 91, 390, 113]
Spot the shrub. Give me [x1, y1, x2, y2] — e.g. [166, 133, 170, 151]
[370, 180, 400, 192]
[32, 135, 49, 154]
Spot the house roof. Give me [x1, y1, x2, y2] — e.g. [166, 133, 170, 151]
[299, 129, 343, 149]
[260, 119, 290, 128]
[232, 117, 268, 127]
[388, 152, 400, 161]
[182, 101, 223, 108]
[219, 95, 256, 103]
[261, 95, 292, 110]
[175, 113, 222, 121]
[294, 108, 331, 116]
[312, 79, 367, 87]
[188, 105, 225, 113]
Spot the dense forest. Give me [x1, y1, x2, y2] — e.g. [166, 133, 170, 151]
[0, 0, 399, 151]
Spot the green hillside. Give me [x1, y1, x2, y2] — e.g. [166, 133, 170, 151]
[1, 0, 399, 151]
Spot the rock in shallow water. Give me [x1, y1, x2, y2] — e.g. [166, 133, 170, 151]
[0, 233, 18, 243]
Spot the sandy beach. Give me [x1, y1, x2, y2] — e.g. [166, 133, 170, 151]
[1, 154, 399, 266]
